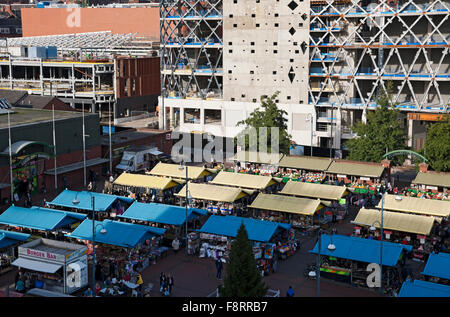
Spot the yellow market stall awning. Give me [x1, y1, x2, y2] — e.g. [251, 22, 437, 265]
[352, 208, 436, 236]
[249, 193, 324, 216]
[412, 172, 450, 189]
[175, 183, 248, 203]
[233, 151, 284, 165]
[113, 173, 181, 190]
[209, 171, 276, 190]
[148, 162, 212, 180]
[279, 155, 332, 171]
[326, 161, 385, 178]
[377, 195, 450, 218]
[280, 181, 348, 201]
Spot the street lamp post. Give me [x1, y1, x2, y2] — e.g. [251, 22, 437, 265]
[370, 192, 386, 296]
[306, 114, 313, 156]
[72, 191, 107, 292]
[179, 163, 189, 257]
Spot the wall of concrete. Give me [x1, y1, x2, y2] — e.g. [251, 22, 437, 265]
[222, 0, 310, 105]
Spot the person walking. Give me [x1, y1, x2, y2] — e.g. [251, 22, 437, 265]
[286, 286, 295, 297]
[215, 257, 223, 280]
[159, 272, 166, 292]
[172, 237, 180, 254]
[167, 274, 174, 295]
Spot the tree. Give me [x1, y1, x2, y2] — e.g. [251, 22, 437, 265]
[345, 83, 407, 162]
[236, 91, 292, 154]
[423, 114, 450, 172]
[219, 223, 267, 297]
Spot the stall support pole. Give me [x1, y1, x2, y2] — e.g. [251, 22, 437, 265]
[379, 193, 384, 296]
[317, 212, 321, 297]
[92, 195, 96, 292]
[185, 165, 188, 257]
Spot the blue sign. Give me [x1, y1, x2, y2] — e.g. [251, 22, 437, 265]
[102, 126, 115, 135]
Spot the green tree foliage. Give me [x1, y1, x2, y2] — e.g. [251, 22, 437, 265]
[346, 83, 407, 162]
[236, 91, 292, 154]
[219, 223, 267, 297]
[423, 114, 450, 172]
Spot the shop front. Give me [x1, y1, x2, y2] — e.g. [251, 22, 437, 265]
[12, 238, 88, 294]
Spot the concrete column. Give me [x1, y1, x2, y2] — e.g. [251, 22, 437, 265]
[200, 107, 205, 130]
[362, 108, 367, 124]
[169, 106, 174, 129]
[39, 59, 44, 95]
[158, 96, 164, 130]
[71, 64, 75, 98]
[335, 108, 342, 149]
[408, 119, 413, 148]
[9, 57, 13, 90]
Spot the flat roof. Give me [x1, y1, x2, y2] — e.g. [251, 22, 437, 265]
[101, 130, 162, 146]
[326, 160, 385, 178]
[0, 107, 92, 130]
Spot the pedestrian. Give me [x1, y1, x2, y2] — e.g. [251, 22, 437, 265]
[34, 275, 44, 289]
[167, 274, 174, 295]
[286, 286, 294, 297]
[172, 237, 180, 254]
[159, 272, 166, 292]
[215, 257, 223, 280]
[84, 287, 94, 297]
[15, 278, 25, 293]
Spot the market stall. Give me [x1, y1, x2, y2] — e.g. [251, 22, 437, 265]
[412, 171, 449, 195]
[376, 195, 450, 222]
[12, 238, 88, 294]
[197, 215, 297, 275]
[0, 205, 87, 241]
[175, 182, 252, 215]
[280, 181, 350, 221]
[326, 160, 386, 186]
[112, 172, 184, 204]
[209, 171, 279, 192]
[148, 162, 214, 182]
[351, 208, 438, 261]
[232, 151, 284, 176]
[118, 201, 208, 248]
[66, 219, 166, 292]
[276, 155, 332, 183]
[0, 230, 30, 275]
[248, 193, 325, 229]
[47, 189, 135, 220]
[421, 252, 450, 285]
[309, 234, 412, 289]
[398, 279, 450, 297]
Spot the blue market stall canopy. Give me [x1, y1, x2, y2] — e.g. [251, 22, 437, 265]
[0, 206, 87, 231]
[309, 234, 413, 267]
[119, 201, 207, 226]
[198, 215, 291, 243]
[399, 280, 450, 297]
[421, 252, 450, 280]
[66, 219, 166, 248]
[0, 230, 30, 249]
[48, 189, 134, 212]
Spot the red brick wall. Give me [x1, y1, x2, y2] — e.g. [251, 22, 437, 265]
[21, 7, 160, 38]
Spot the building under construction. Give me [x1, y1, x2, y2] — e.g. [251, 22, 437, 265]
[0, 31, 160, 122]
[159, 0, 449, 152]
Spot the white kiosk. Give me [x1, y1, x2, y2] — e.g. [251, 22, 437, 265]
[12, 238, 88, 294]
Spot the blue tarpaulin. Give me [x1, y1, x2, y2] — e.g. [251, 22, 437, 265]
[197, 215, 291, 242]
[119, 201, 207, 226]
[0, 206, 87, 231]
[421, 252, 450, 280]
[67, 219, 166, 248]
[0, 230, 30, 249]
[399, 279, 450, 297]
[48, 189, 134, 212]
[309, 234, 412, 267]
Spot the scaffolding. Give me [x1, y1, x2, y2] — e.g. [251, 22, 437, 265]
[308, 0, 450, 113]
[160, 0, 223, 100]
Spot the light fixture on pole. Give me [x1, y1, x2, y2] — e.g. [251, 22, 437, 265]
[72, 191, 106, 292]
[306, 113, 314, 157]
[7, 110, 13, 203]
[178, 162, 189, 257]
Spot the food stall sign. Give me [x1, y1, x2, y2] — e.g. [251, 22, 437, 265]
[417, 235, 426, 244]
[360, 177, 370, 181]
[19, 247, 65, 263]
[337, 174, 347, 178]
[426, 186, 438, 190]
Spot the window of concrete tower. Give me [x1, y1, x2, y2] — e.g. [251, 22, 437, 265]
[204, 109, 221, 125]
[184, 108, 201, 124]
[233, 24, 237, 27]
[251, 50, 255, 53]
